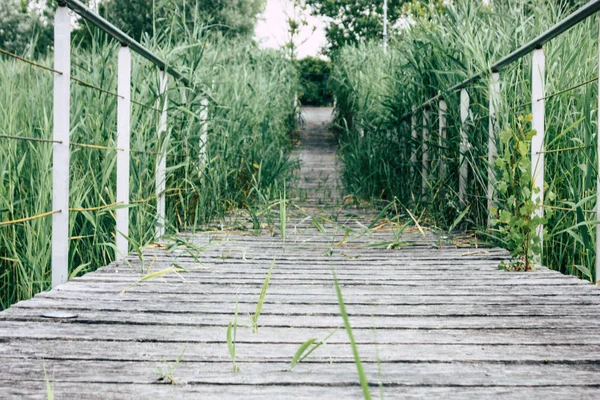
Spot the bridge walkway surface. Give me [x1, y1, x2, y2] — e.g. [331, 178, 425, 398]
[0, 108, 599, 399]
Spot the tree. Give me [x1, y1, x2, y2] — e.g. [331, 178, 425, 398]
[99, 0, 265, 41]
[283, 0, 316, 60]
[305, 0, 406, 54]
[0, 0, 53, 55]
[297, 56, 332, 106]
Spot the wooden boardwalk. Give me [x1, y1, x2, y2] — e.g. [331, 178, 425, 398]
[1, 108, 599, 399]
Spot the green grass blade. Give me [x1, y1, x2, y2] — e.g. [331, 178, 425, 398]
[252, 258, 275, 332]
[333, 271, 371, 400]
[289, 338, 319, 371]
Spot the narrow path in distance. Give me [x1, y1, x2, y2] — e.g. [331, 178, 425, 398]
[0, 108, 599, 399]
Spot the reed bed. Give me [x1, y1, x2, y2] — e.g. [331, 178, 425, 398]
[330, 0, 598, 281]
[0, 25, 297, 308]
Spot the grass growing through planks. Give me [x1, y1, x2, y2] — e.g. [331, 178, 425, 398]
[289, 326, 340, 371]
[155, 346, 187, 385]
[373, 325, 384, 399]
[119, 264, 187, 295]
[330, 0, 599, 281]
[227, 294, 240, 372]
[251, 259, 275, 333]
[43, 365, 54, 400]
[333, 271, 372, 400]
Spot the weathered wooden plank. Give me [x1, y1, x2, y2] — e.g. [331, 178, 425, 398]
[4, 381, 600, 400]
[32, 290, 600, 305]
[0, 339, 599, 363]
[65, 276, 588, 287]
[8, 299, 600, 318]
[1, 360, 599, 387]
[1, 321, 599, 345]
[50, 282, 600, 297]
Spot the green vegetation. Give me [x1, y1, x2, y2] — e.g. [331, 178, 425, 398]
[492, 115, 553, 271]
[99, 0, 265, 40]
[289, 326, 340, 371]
[227, 294, 240, 372]
[329, 0, 598, 281]
[0, 0, 265, 57]
[251, 259, 275, 333]
[155, 346, 187, 385]
[297, 57, 332, 106]
[305, 0, 407, 54]
[333, 271, 371, 399]
[0, 8, 297, 308]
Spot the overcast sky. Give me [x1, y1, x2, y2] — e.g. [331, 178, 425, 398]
[255, 0, 327, 59]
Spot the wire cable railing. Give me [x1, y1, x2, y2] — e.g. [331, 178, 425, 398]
[0, 46, 164, 113]
[403, 0, 600, 281]
[0, 0, 209, 288]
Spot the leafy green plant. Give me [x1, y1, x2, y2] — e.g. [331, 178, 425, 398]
[491, 115, 553, 271]
[333, 271, 371, 400]
[251, 259, 275, 333]
[227, 294, 240, 372]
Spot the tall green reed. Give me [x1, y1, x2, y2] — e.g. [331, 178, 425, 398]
[0, 21, 297, 308]
[330, 0, 598, 281]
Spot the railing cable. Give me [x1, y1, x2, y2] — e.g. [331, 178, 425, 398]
[0, 48, 63, 74]
[0, 134, 61, 144]
[69, 142, 124, 151]
[69, 202, 123, 212]
[1, 46, 163, 113]
[0, 210, 61, 227]
[539, 76, 599, 102]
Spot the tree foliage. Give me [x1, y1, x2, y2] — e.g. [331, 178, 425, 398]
[297, 56, 332, 106]
[0, 0, 265, 56]
[305, 0, 406, 54]
[99, 0, 265, 41]
[0, 0, 53, 55]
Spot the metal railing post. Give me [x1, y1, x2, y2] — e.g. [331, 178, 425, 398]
[439, 99, 447, 183]
[156, 70, 168, 238]
[116, 44, 131, 258]
[459, 89, 470, 207]
[422, 107, 430, 199]
[411, 110, 417, 184]
[532, 46, 546, 265]
[488, 72, 500, 227]
[200, 97, 209, 170]
[52, 4, 71, 287]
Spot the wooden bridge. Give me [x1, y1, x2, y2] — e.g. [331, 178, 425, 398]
[1, 108, 599, 399]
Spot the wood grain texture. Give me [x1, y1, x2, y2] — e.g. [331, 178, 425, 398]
[1, 107, 599, 399]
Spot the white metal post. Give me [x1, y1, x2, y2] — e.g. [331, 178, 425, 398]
[411, 111, 417, 180]
[156, 70, 168, 238]
[383, 0, 388, 53]
[597, 21, 600, 284]
[439, 99, 447, 183]
[488, 72, 500, 227]
[459, 89, 470, 207]
[532, 47, 546, 265]
[200, 97, 209, 170]
[116, 45, 131, 258]
[422, 108, 430, 199]
[52, 5, 71, 288]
